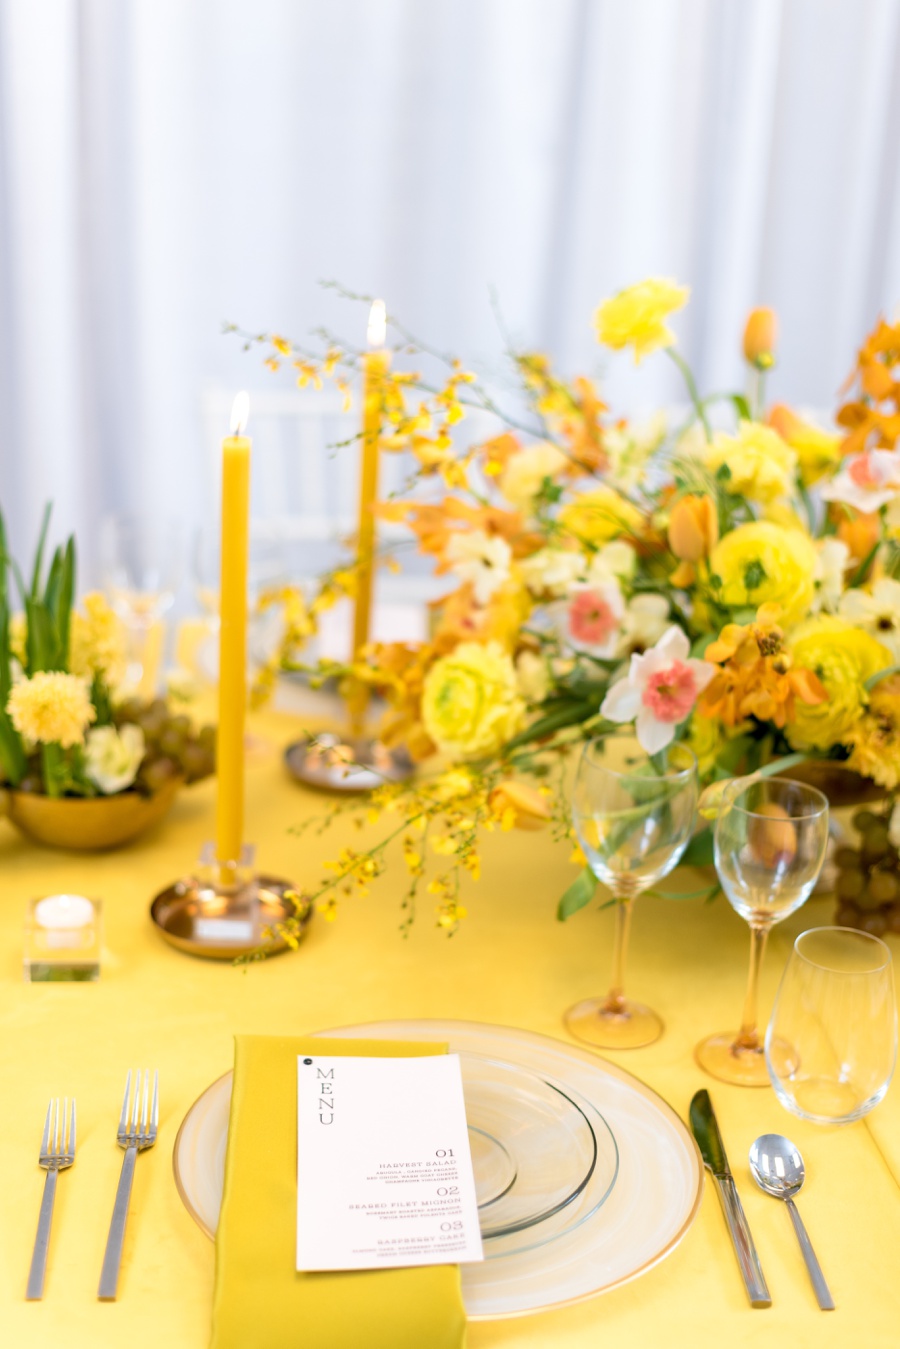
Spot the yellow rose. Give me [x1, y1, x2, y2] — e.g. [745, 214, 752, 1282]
[709, 521, 817, 625]
[7, 671, 96, 747]
[558, 486, 643, 546]
[786, 616, 891, 752]
[488, 780, 551, 830]
[421, 641, 525, 758]
[594, 278, 689, 363]
[499, 441, 569, 513]
[705, 421, 796, 504]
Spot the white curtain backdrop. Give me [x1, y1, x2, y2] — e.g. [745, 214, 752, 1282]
[0, 0, 898, 584]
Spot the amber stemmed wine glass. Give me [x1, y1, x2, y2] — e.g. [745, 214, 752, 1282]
[695, 776, 829, 1087]
[564, 736, 698, 1050]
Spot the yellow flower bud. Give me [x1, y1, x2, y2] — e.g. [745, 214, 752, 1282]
[668, 494, 718, 562]
[743, 307, 778, 369]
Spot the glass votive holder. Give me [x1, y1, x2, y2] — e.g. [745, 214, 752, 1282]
[24, 894, 102, 982]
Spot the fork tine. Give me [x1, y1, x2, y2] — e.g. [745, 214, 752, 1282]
[118, 1071, 132, 1135]
[69, 1098, 77, 1157]
[53, 1098, 60, 1157]
[140, 1071, 149, 1134]
[131, 1070, 141, 1136]
[150, 1071, 159, 1132]
[40, 1101, 52, 1156]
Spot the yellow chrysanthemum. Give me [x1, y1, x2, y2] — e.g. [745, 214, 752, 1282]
[421, 641, 525, 758]
[594, 278, 689, 363]
[709, 521, 817, 626]
[69, 592, 126, 686]
[846, 675, 900, 789]
[705, 421, 797, 504]
[786, 617, 891, 752]
[558, 485, 644, 546]
[7, 671, 96, 747]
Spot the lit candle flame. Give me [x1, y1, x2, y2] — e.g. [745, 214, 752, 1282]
[230, 391, 250, 435]
[367, 299, 387, 349]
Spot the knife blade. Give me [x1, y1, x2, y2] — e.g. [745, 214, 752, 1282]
[690, 1089, 771, 1308]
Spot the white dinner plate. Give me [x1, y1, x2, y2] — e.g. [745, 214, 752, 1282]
[173, 1019, 703, 1319]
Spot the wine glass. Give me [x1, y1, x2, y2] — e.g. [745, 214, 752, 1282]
[101, 516, 183, 693]
[766, 927, 897, 1124]
[565, 736, 698, 1050]
[695, 776, 829, 1087]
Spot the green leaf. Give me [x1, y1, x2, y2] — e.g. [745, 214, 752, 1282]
[556, 867, 596, 921]
[850, 540, 880, 588]
[730, 394, 752, 422]
[865, 664, 900, 692]
[30, 502, 52, 600]
[505, 699, 600, 753]
[0, 709, 27, 784]
[57, 537, 75, 666]
[681, 827, 714, 868]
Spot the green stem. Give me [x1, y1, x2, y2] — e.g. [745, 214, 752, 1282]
[666, 348, 712, 442]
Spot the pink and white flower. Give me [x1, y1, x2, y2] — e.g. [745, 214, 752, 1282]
[819, 449, 900, 514]
[566, 583, 625, 658]
[600, 625, 715, 754]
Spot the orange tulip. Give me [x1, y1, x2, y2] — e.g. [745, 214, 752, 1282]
[489, 780, 551, 831]
[836, 509, 880, 563]
[668, 494, 719, 562]
[743, 307, 778, 369]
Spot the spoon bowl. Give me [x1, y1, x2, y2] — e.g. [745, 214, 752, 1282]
[748, 1132, 805, 1200]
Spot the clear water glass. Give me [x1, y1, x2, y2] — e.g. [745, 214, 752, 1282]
[101, 516, 183, 692]
[695, 776, 830, 1087]
[767, 926, 897, 1124]
[565, 736, 698, 1049]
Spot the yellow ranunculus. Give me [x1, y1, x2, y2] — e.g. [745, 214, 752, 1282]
[499, 441, 569, 513]
[421, 641, 525, 758]
[786, 617, 891, 752]
[709, 521, 817, 626]
[7, 671, 96, 747]
[594, 278, 689, 363]
[705, 421, 796, 504]
[558, 486, 643, 546]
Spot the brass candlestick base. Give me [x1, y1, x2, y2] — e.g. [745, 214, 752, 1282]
[150, 843, 310, 960]
[284, 731, 413, 794]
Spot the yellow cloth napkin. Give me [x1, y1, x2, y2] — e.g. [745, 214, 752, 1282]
[210, 1034, 468, 1349]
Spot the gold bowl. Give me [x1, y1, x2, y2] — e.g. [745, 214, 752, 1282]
[2, 776, 183, 850]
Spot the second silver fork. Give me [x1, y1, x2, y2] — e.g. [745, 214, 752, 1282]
[98, 1069, 159, 1301]
[26, 1098, 76, 1300]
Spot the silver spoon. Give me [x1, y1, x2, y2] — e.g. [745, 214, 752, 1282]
[749, 1134, 835, 1310]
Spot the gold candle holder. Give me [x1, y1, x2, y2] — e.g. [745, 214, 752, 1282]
[150, 843, 311, 960]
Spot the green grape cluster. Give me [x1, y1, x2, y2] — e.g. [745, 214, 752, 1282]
[114, 698, 216, 793]
[833, 808, 900, 938]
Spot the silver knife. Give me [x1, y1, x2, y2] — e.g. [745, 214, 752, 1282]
[690, 1089, 771, 1308]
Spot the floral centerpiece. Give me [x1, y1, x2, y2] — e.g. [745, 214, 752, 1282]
[234, 282, 900, 936]
[0, 506, 215, 847]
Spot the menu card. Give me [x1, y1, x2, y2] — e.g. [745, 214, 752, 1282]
[296, 1053, 484, 1271]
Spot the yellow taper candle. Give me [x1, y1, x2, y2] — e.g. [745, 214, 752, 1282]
[216, 391, 251, 875]
[351, 299, 391, 659]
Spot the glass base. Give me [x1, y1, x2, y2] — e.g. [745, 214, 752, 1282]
[564, 996, 663, 1050]
[695, 1032, 798, 1087]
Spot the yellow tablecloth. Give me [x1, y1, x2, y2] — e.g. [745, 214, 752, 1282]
[2, 704, 900, 1346]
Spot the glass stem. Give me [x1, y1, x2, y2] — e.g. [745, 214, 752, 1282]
[736, 923, 770, 1051]
[604, 894, 634, 1016]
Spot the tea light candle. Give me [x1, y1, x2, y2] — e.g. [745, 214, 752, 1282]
[34, 894, 95, 949]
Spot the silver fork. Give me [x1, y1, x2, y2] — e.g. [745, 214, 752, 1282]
[26, 1098, 76, 1300]
[98, 1070, 159, 1300]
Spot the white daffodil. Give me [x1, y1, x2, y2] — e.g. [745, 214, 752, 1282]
[600, 625, 715, 754]
[840, 577, 900, 661]
[565, 582, 626, 659]
[445, 529, 512, 605]
[820, 449, 900, 514]
[520, 548, 585, 598]
[812, 537, 850, 614]
[84, 723, 146, 795]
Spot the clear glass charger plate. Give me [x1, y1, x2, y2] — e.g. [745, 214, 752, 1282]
[173, 1019, 703, 1320]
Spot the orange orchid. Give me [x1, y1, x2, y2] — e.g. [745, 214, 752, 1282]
[699, 605, 827, 729]
[836, 317, 900, 457]
[377, 498, 541, 564]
